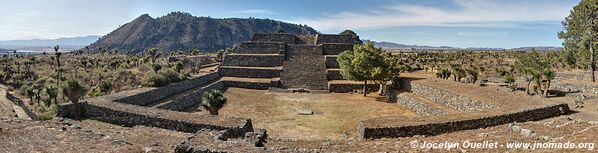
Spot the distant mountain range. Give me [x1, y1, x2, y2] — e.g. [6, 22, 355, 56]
[367, 40, 563, 51]
[0, 35, 100, 49]
[85, 12, 318, 54]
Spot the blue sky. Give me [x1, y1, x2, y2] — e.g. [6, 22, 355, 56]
[0, 0, 581, 48]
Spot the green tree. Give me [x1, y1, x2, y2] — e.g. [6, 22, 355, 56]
[146, 48, 160, 63]
[559, 0, 598, 82]
[201, 89, 227, 115]
[504, 75, 517, 92]
[541, 68, 556, 97]
[339, 29, 363, 44]
[174, 61, 184, 73]
[54, 45, 63, 84]
[45, 85, 59, 106]
[337, 42, 391, 97]
[515, 51, 549, 95]
[62, 80, 87, 120]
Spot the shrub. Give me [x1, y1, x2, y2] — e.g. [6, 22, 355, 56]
[201, 89, 227, 115]
[144, 73, 169, 87]
[159, 68, 183, 83]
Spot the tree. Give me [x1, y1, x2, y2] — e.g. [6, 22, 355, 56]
[62, 80, 87, 120]
[541, 68, 556, 97]
[504, 75, 517, 92]
[515, 51, 549, 95]
[339, 29, 363, 44]
[45, 85, 58, 106]
[54, 45, 63, 85]
[201, 89, 227, 115]
[337, 42, 391, 97]
[559, 0, 598, 82]
[174, 61, 184, 73]
[146, 48, 160, 63]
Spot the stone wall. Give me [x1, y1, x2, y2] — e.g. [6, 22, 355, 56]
[395, 92, 447, 116]
[114, 72, 221, 106]
[223, 54, 284, 67]
[328, 82, 380, 93]
[57, 100, 253, 138]
[219, 67, 281, 78]
[5, 92, 37, 119]
[223, 80, 275, 90]
[325, 56, 339, 68]
[326, 69, 344, 80]
[400, 79, 497, 112]
[157, 82, 226, 111]
[250, 34, 296, 44]
[315, 34, 354, 44]
[552, 81, 598, 94]
[357, 103, 570, 139]
[280, 45, 329, 90]
[236, 42, 285, 54]
[556, 72, 596, 82]
[322, 43, 354, 55]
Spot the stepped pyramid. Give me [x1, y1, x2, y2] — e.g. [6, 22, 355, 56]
[219, 33, 356, 92]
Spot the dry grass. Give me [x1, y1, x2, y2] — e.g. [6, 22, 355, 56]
[189, 87, 417, 140]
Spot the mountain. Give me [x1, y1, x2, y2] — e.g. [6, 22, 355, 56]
[86, 12, 318, 54]
[368, 40, 562, 51]
[0, 35, 100, 49]
[366, 40, 457, 50]
[509, 46, 563, 51]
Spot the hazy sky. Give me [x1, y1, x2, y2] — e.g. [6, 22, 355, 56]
[0, 0, 581, 48]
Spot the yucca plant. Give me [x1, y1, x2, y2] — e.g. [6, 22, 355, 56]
[201, 89, 227, 115]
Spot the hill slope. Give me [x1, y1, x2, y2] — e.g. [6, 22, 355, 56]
[86, 12, 318, 54]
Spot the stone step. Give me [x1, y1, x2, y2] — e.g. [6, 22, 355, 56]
[219, 66, 282, 78]
[236, 41, 286, 54]
[396, 92, 460, 116]
[326, 69, 344, 80]
[223, 54, 284, 67]
[280, 45, 329, 90]
[325, 55, 339, 68]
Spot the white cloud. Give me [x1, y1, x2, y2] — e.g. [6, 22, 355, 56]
[292, 0, 575, 31]
[228, 9, 276, 15]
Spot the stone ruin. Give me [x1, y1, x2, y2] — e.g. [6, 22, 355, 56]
[220, 33, 378, 93]
[44, 33, 574, 152]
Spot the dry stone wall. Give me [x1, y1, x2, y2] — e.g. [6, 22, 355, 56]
[395, 93, 447, 116]
[57, 100, 253, 138]
[114, 72, 220, 106]
[328, 83, 380, 93]
[322, 43, 354, 55]
[325, 56, 339, 68]
[400, 79, 497, 112]
[552, 81, 598, 94]
[315, 34, 354, 44]
[5, 92, 37, 119]
[358, 103, 570, 139]
[251, 34, 296, 44]
[219, 67, 281, 78]
[236, 42, 285, 54]
[157, 82, 226, 111]
[223, 80, 276, 90]
[223, 54, 284, 67]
